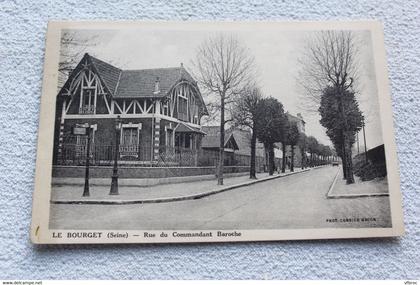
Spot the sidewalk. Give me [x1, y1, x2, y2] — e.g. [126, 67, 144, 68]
[51, 168, 311, 204]
[327, 168, 389, 199]
[52, 171, 250, 187]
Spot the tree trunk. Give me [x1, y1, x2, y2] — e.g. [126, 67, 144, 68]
[281, 142, 286, 173]
[268, 143, 274, 175]
[341, 146, 347, 180]
[217, 95, 225, 185]
[301, 148, 305, 169]
[250, 126, 257, 179]
[290, 145, 295, 172]
[345, 139, 355, 184]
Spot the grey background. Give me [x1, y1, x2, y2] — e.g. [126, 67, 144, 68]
[0, 0, 418, 279]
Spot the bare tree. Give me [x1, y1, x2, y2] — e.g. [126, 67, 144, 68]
[298, 31, 362, 184]
[298, 31, 359, 109]
[192, 34, 256, 185]
[231, 85, 263, 179]
[58, 31, 99, 89]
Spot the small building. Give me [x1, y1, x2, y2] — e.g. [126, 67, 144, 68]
[229, 128, 266, 170]
[199, 126, 282, 171]
[53, 53, 208, 166]
[200, 126, 239, 166]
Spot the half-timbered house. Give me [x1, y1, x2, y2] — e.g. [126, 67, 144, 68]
[53, 53, 208, 166]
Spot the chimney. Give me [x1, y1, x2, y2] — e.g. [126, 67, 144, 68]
[180, 63, 184, 79]
[154, 77, 160, 94]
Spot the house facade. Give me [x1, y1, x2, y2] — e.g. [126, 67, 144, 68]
[53, 53, 208, 167]
[286, 112, 306, 133]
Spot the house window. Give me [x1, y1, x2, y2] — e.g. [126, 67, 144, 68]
[119, 123, 142, 158]
[122, 127, 138, 145]
[80, 87, 96, 114]
[178, 96, 188, 121]
[74, 124, 96, 157]
[174, 133, 191, 149]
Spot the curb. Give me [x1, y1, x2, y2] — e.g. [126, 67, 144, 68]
[326, 169, 389, 199]
[326, 169, 341, 198]
[327, 193, 390, 199]
[51, 168, 312, 205]
[52, 171, 250, 188]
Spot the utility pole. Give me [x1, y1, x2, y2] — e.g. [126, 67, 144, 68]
[362, 117, 368, 163]
[356, 132, 360, 154]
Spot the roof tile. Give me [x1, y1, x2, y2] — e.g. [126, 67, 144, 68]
[89, 54, 195, 98]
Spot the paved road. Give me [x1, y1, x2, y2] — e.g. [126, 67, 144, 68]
[49, 166, 391, 230]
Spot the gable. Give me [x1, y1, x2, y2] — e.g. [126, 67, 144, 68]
[229, 129, 266, 157]
[58, 53, 120, 98]
[201, 127, 239, 150]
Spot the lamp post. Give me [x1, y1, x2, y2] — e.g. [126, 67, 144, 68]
[82, 125, 91, 197]
[110, 115, 122, 195]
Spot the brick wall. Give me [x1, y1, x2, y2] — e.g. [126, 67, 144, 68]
[61, 117, 154, 161]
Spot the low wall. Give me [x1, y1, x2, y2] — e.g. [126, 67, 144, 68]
[52, 165, 250, 178]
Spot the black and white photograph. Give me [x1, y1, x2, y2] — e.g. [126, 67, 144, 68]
[30, 21, 404, 243]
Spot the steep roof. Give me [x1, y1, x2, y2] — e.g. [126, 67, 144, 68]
[62, 53, 197, 99]
[201, 126, 239, 150]
[90, 56, 122, 95]
[89, 54, 196, 99]
[115, 67, 194, 98]
[201, 126, 221, 136]
[229, 128, 266, 157]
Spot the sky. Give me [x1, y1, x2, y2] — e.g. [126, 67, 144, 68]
[61, 25, 384, 149]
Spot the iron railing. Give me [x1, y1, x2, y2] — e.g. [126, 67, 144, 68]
[57, 143, 201, 167]
[157, 145, 199, 167]
[56, 141, 262, 168]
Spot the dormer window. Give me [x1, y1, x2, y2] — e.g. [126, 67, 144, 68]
[79, 87, 96, 114]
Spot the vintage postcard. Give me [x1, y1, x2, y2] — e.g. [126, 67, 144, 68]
[31, 21, 404, 244]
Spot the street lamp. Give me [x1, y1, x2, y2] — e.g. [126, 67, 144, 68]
[110, 115, 122, 195]
[82, 124, 91, 197]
